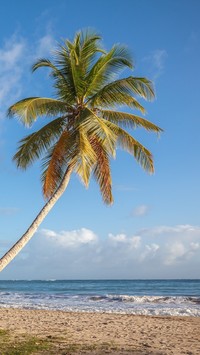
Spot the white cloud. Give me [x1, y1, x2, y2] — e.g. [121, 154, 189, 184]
[0, 31, 56, 121]
[132, 204, 149, 217]
[0, 41, 25, 71]
[108, 233, 141, 249]
[40, 227, 98, 248]
[1, 224, 200, 279]
[140, 243, 160, 261]
[0, 36, 25, 115]
[143, 49, 167, 80]
[164, 241, 186, 265]
[34, 34, 56, 59]
[0, 48, 24, 72]
[0, 71, 22, 105]
[108, 233, 127, 243]
[140, 224, 200, 237]
[190, 242, 200, 251]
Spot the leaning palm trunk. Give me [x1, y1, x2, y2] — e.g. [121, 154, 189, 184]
[0, 167, 72, 272]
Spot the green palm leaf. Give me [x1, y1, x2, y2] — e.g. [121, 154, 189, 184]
[90, 136, 113, 204]
[85, 45, 133, 97]
[42, 131, 70, 198]
[117, 129, 154, 173]
[97, 118, 154, 173]
[88, 75, 155, 110]
[89, 84, 146, 112]
[8, 97, 68, 127]
[126, 77, 155, 100]
[101, 110, 162, 133]
[13, 117, 65, 169]
[73, 127, 97, 186]
[78, 108, 117, 157]
[79, 31, 104, 71]
[54, 44, 81, 100]
[32, 59, 77, 104]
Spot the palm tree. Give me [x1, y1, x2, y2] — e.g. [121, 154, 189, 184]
[0, 29, 162, 271]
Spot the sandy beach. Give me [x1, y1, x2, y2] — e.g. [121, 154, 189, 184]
[0, 308, 199, 354]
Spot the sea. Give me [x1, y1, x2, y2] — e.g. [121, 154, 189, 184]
[0, 279, 199, 317]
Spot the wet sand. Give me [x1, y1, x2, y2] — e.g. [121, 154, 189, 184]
[0, 308, 199, 354]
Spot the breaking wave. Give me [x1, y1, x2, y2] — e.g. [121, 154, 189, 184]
[0, 280, 199, 316]
[89, 294, 200, 304]
[0, 292, 199, 316]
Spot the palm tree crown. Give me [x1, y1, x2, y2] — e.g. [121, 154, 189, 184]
[8, 29, 162, 204]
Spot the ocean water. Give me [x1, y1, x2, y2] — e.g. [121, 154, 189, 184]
[0, 279, 199, 317]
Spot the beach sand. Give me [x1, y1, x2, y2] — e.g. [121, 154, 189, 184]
[0, 308, 199, 354]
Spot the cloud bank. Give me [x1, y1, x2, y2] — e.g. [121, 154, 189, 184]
[1, 224, 200, 280]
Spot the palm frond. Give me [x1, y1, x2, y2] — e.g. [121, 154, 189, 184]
[55, 43, 83, 100]
[13, 117, 65, 169]
[88, 76, 155, 110]
[78, 108, 117, 157]
[89, 83, 146, 113]
[32, 58, 77, 104]
[95, 119, 154, 173]
[73, 127, 97, 186]
[72, 30, 105, 96]
[117, 128, 154, 173]
[126, 77, 155, 101]
[32, 58, 54, 72]
[101, 110, 162, 133]
[79, 30, 103, 71]
[85, 45, 133, 97]
[42, 131, 70, 198]
[90, 136, 113, 205]
[68, 30, 106, 98]
[8, 97, 68, 127]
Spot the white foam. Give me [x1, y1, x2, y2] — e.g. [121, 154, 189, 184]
[0, 292, 199, 317]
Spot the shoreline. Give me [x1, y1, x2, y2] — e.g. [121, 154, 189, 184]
[0, 308, 200, 354]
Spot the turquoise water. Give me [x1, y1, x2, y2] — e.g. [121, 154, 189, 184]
[0, 279, 199, 316]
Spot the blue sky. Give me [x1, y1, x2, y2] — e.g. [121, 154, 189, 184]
[0, 0, 200, 279]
